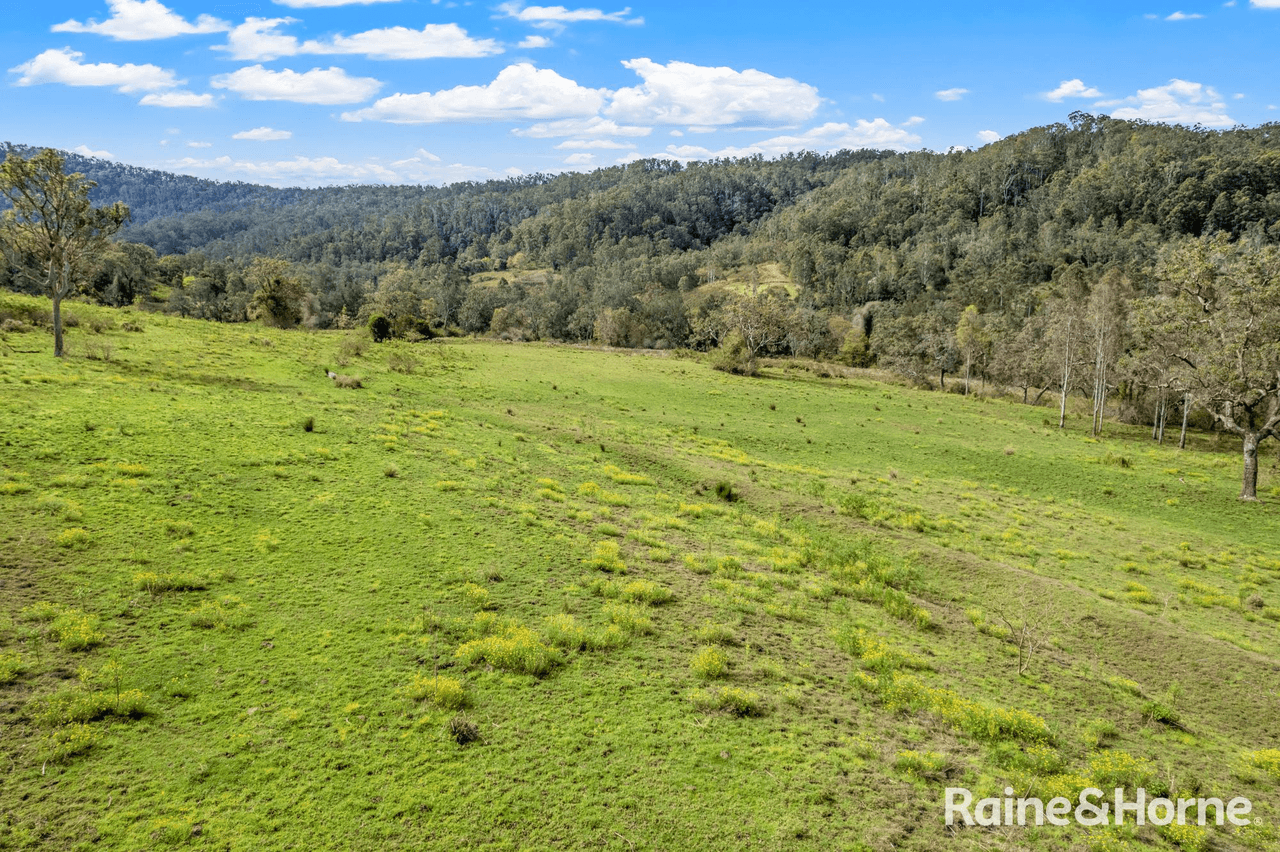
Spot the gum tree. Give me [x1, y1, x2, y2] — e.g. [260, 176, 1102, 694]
[0, 149, 129, 357]
[1135, 235, 1280, 500]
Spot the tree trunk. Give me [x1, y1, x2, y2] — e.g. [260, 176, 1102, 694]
[1179, 394, 1189, 450]
[52, 294, 64, 358]
[1241, 432, 1260, 501]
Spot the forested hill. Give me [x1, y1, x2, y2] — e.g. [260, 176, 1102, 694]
[0, 142, 300, 227]
[4, 115, 1280, 357]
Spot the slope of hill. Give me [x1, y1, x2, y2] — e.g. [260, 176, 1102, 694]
[1, 293, 1278, 851]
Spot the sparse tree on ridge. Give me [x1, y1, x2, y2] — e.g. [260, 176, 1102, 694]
[0, 148, 129, 356]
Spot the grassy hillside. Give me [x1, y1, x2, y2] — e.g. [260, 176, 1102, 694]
[2, 294, 1279, 852]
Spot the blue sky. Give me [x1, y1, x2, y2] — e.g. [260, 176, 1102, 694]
[2, 1, 1277, 186]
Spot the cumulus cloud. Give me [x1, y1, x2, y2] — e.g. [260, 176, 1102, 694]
[212, 65, 382, 104]
[187, 141, 212, 148]
[140, 90, 215, 107]
[73, 144, 113, 158]
[233, 127, 293, 141]
[935, 87, 969, 101]
[513, 117, 652, 138]
[10, 47, 180, 93]
[1100, 79, 1234, 126]
[1165, 11, 1205, 19]
[496, 2, 642, 30]
[1042, 79, 1103, 102]
[52, 0, 228, 40]
[1251, 0, 1280, 7]
[607, 58, 820, 127]
[390, 148, 443, 166]
[902, 116, 925, 126]
[563, 152, 596, 165]
[977, 130, 1001, 143]
[519, 35, 553, 48]
[216, 18, 500, 61]
[342, 63, 606, 123]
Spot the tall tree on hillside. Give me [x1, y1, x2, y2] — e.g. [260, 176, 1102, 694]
[0, 149, 129, 356]
[1134, 235, 1280, 500]
[1085, 268, 1131, 436]
[955, 304, 989, 395]
[246, 257, 306, 329]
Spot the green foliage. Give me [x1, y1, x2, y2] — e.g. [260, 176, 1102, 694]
[402, 674, 468, 710]
[368, 314, 391, 343]
[690, 645, 730, 680]
[455, 626, 561, 676]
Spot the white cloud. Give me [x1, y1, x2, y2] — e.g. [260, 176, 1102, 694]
[977, 129, 1001, 143]
[390, 148, 443, 166]
[496, 2, 643, 31]
[187, 141, 212, 148]
[301, 24, 502, 59]
[52, 0, 228, 41]
[1250, 0, 1280, 6]
[342, 63, 606, 123]
[1233, 92, 1245, 99]
[233, 127, 292, 141]
[871, 93, 885, 102]
[216, 19, 500, 61]
[73, 144, 113, 158]
[519, 35, 553, 48]
[274, 0, 403, 6]
[216, 18, 302, 61]
[140, 90, 214, 107]
[1042, 78, 1103, 102]
[563, 152, 595, 165]
[1166, 11, 1205, 19]
[935, 87, 969, 101]
[555, 138, 633, 149]
[513, 116, 651, 137]
[607, 58, 820, 127]
[1101, 78, 1234, 126]
[10, 48, 179, 93]
[212, 65, 382, 104]
[902, 116, 925, 126]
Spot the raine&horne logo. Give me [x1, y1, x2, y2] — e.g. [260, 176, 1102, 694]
[945, 786, 1252, 828]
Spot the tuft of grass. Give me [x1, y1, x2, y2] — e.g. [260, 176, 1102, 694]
[447, 713, 481, 746]
[0, 653, 26, 685]
[584, 540, 626, 573]
[455, 627, 561, 676]
[690, 645, 730, 680]
[188, 597, 252, 631]
[403, 675, 468, 710]
[690, 686, 763, 717]
[713, 481, 739, 502]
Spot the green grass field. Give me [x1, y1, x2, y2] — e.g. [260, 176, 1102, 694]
[2, 292, 1279, 851]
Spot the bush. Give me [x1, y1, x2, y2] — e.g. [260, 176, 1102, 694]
[368, 314, 391, 343]
[188, 597, 252, 631]
[714, 481, 739, 502]
[40, 723, 102, 762]
[133, 571, 209, 595]
[37, 689, 149, 725]
[602, 601, 653, 636]
[584, 540, 626, 573]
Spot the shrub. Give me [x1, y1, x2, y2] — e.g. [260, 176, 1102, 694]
[690, 645, 730, 680]
[1088, 750, 1158, 792]
[714, 481, 739, 502]
[333, 374, 363, 389]
[368, 315, 391, 343]
[403, 674, 468, 710]
[462, 582, 494, 611]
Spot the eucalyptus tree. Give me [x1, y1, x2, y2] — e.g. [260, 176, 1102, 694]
[0, 149, 129, 356]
